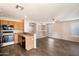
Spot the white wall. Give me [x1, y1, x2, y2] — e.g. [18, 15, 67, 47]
[0, 17, 22, 22]
[52, 20, 79, 42]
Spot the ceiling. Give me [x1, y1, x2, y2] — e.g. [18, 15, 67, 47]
[0, 3, 79, 22]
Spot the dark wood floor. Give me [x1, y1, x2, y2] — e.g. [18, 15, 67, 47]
[1, 37, 79, 56]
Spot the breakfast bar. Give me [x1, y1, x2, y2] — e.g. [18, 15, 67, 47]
[18, 33, 36, 50]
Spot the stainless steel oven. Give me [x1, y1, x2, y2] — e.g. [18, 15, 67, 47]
[0, 25, 14, 47]
[0, 34, 2, 46]
[0, 30, 14, 47]
[2, 34, 14, 43]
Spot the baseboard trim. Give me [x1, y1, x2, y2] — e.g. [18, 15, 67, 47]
[48, 37, 79, 43]
[37, 36, 48, 40]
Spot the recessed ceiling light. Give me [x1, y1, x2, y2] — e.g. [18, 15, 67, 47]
[24, 16, 28, 19]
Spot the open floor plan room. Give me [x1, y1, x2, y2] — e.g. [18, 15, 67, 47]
[0, 3, 79, 56]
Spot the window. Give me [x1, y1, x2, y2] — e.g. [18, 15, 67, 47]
[71, 22, 79, 36]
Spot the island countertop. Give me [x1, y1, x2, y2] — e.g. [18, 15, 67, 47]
[18, 32, 34, 37]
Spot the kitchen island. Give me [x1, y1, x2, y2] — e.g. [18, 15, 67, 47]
[18, 32, 36, 50]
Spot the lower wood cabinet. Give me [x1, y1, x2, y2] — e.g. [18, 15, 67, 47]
[22, 37, 25, 49]
[14, 34, 19, 44]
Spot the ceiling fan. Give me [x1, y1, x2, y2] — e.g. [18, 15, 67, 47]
[52, 18, 56, 23]
[16, 4, 24, 10]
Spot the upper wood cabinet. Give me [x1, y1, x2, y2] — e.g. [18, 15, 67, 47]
[8, 21, 15, 26]
[14, 22, 19, 30]
[14, 22, 19, 29]
[0, 20, 8, 25]
[0, 20, 24, 30]
[18, 22, 24, 30]
[0, 20, 2, 25]
[14, 21, 24, 30]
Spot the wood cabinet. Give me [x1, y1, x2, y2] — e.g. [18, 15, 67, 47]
[14, 34, 19, 44]
[8, 21, 15, 26]
[0, 20, 8, 25]
[0, 20, 13, 25]
[14, 22, 19, 29]
[0, 20, 24, 30]
[0, 20, 2, 25]
[14, 22, 24, 30]
[18, 35, 25, 49]
[18, 22, 24, 30]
